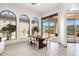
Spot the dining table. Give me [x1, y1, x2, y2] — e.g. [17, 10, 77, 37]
[30, 35, 47, 49]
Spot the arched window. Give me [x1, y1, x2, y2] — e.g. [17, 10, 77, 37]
[19, 15, 29, 23]
[0, 10, 16, 21]
[32, 17, 38, 23]
[0, 10, 16, 40]
[19, 15, 30, 39]
[32, 16, 39, 34]
[32, 17, 39, 27]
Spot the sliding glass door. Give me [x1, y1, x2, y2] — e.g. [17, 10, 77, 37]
[67, 12, 79, 43]
[75, 14, 79, 43]
[67, 18, 75, 43]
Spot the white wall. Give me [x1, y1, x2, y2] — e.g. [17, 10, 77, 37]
[58, 4, 68, 47]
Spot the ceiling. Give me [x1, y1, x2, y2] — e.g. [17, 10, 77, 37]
[8, 3, 61, 16]
[25, 3, 60, 14]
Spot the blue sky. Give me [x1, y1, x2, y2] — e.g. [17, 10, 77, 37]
[42, 19, 54, 27]
[43, 22, 54, 27]
[67, 19, 79, 26]
[42, 19, 79, 27]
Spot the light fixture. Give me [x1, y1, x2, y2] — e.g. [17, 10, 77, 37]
[31, 3, 40, 6]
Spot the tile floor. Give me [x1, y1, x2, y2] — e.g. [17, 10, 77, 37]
[1, 41, 79, 56]
[1, 42, 47, 56]
[47, 42, 79, 56]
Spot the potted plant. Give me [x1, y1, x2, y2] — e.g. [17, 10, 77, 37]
[0, 24, 16, 40]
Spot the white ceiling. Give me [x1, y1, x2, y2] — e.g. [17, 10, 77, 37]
[11, 3, 61, 16]
[25, 3, 60, 14]
[0, 3, 61, 17]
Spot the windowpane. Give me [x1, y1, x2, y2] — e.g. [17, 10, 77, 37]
[19, 15, 29, 39]
[0, 10, 16, 20]
[0, 10, 16, 40]
[41, 13, 58, 38]
[31, 17, 39, 35]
